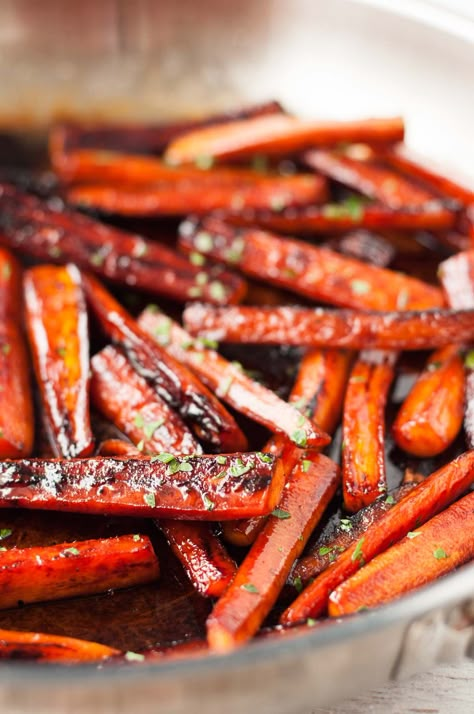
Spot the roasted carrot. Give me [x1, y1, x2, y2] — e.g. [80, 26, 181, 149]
[0, 629, 119, 662]
[164, 115, 405, 164]
[0, 453, 284, 520]
[342, 351, 397, 512]
[207, 453, 340, 652]
[24, 264, 94, 458]
[438, 250, 474, 310]
[0, 183, 245, 305]
[137, 307, 330, 449]
[280, 450, 474, 624]
[323, 230, 395, 268]
[392, 345, 465, 457]
[179, 218, 444, 310]
[97, 438, 141, 457]
[328, 491, 474, 616]
[83, 274, 247, 452]
[0, 248, 34, 458]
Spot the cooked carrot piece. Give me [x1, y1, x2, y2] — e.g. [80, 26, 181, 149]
[137, 307, 330, 449]
[465, 369, 474, 450]
[97, 438, 141, 457]
[280, 450, 474, 624]
[329, 491, 474, 616]
[24, 264, 94, 458]
[139, 638, 208, 662]
[207, 453, 340, 652]
[91, 345, 199, 456]
[0, 183, 245, 305]
[183, 304, 474, 351]
[179, 218, 444, 310]
[164, 115, 405, 164]
[0, 629, 119, 662]
[438, 250, 474, 310]
[0, 249, 34, 458]
[392, 345, 465, 457]
[324, 230, 395, 268]
[342, 351, 397, 512]
[83, 274, 247, 452]
[0, 454, 284, 520]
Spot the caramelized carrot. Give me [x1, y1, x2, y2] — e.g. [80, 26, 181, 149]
[137, 307, 330, 449]
[164, 115, 405, 164]
[392, 346, 465, 457]
[0, 249, 34, 458]
[342, 351, 397, 512]
[465, 368, 474, 450]
[438, 250, 474, 310]
[183, 304, 474, 351]
[207, 453, 340, 651]
[280, 450, 474, 624]
[328, 491, 474, 616]
[179, 218, 444, 310]
[24, 264, 94, 458]
[0, 454, 284, 520]
[83, 274, 247, 452]
[0, 629, 119, 662]
[324, 230, 395, 268]
[97, 438, 141, 457]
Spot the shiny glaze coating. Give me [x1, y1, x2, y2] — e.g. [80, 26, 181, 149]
[0, 628, 119, 662]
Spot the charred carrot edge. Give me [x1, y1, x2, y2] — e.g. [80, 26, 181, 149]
[83, 274, 247, 452]
[439, 250, 474, 310]
[24, 264, 94, 458]
[323, 230, 396, 268]
[342, 350, 397, 512]
[137, 307, 330, 449]
[91, 345, 200, 456]
[183, 304, 474, 351]
[164, 114, 405, 164]
[329, 490, 474, 616]
[280, 449, 474, 624]
[0, 534, 159, 610]
[0, 454, 284, 520]
[0, 248, 34, 458]
[0, 629, 120, 662]
[207, 453, 340, 652]
[0, 183, 246, 306]
[97, 438, 141, 457]
[392, 345, 465, 458]
[179, 217, 444, 311]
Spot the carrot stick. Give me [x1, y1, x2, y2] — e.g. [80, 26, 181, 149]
[83, 274, 247, 452]
[0, 249, 34, 458]
[0, 629, 119, 662]
[164, 115, 405, 164]
[0, 454, 284, 520]
[342, 351, 397, 512]
[0, 183, 245, 305]
[183, 304, 474, 351]
[328, 491, 474, 616]
[137, 307, 330, 449]
[24, 264, 94, 458]
[207, 453, 340, 651]
[179, 217, 444, 310]
[392, 345, 465, 457]
[97, 438, 141, 457]
[279, 450, 474, 624]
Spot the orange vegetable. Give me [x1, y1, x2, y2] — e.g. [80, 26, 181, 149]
[96, 438, 141, 457]
[0, 629, 119, 662]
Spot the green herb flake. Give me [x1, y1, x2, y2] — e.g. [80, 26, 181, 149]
[349, 374, 366, 384]
[218, 375, 233, 397]
[269, 194, 288, 212]
[318, 546, 333, 557]
[143, 493, 156, 508]
[385, 494, 396, 505]
[1, 344, 11, 356]
[136, 439, 145, 452]
[271, 508, 291, 520]
[188, 286, 202, 299]
[90, 252, 105, 267]
[291, 429, 307, 448]
[181, 338, 195, 350]
[194, 231, 213, 253]
[433, 547, 448, 559]
[48, 246, 62, 259]
[2, 263, 11, 280]
[351, 538, 365, 565]
[125, 651, 145, 662]
[339, 518, 352, 532]
[396, 289, 410, 310]
[154, 318, 172, 346]
[465, 351, 474, 370]
[406, 531, 421, 540]
[56, 346, 67, 358]
[228, 458, 253, 477]
[226, 238, 245, 264]
[62, 547, 80, 556]
[203, 494, 215, 511]
[177, 461, 193, 473]
[133, 241, 148, 258]
[0, 529, 12, 541]
[350, 279, 370, 296]
[344, 195, 365, 220]
[209, 281, 227, 302]
[134, 413, 145, 429]
[306, 618, 317, 627]
[197, 337, 219, 350]
[427, 360, 443, 372]
[195, 272, 209, 287]
[143, 419, 165, 440]
[241, 583, 259, 594]
[293, 576, 303, 593]
[132, 534, 141, 542]
[194, 155, 214, 170]
[193, 352, 205, 363]
[190, 251, 206, 267]
[296, 414, 306, 428]
[291, 397, 308, 412]
[0, 547, 7, 552]
[216, 455, 227, 465]
[257, 452, 273, 464]
[302, 459, 311, 473]
[154, 452, 175, 464]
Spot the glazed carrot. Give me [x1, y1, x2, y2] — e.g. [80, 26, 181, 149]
[438, 250, 474, 310]
[91, 345, 199, 456]
[0, 629, 119, 662]
[324, 230, 395, 268]
[24, 264, 94, 458]
[164, 114, 405, 164]
[0, 534, 159, 610]
[179, 218, 444, 310]
[328, 491, 474, 616]
[207, 453, 340, 652]
[139, 638, 208, 662]
[0, 183, 245, 305]
[183, 304, 474, 351]
[392, 345, 465, 457]
[280, 450, 474, 624]
[0, 454, 284, 520]
[97, 438, 141, 457]
[342, 351, 397, 512]
[0, 249, 34, 458]
[83, 274, 247, 452]
[137, 307, 330, 449]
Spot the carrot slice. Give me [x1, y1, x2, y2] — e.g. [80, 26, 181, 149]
[342, 351, 397, 512]
[179, 218, 444, 310]
[0, 629, 119, 662]
[207, 453, 340, 652]
[24, 264, 94, 458]
[280, 450, 474, 624]
[97, 438, 141, 457]
[164, 114, 405, 164]
[83, 274, 247, 452]
[328, 491, 474, 616]
[0, 249, 34, 458]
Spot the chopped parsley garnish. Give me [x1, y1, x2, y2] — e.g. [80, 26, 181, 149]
[154, 318, 172, 346]
[190, 251, 206, 266]
[143, 419, 165, 440]
[90, 252, 105, 267]
[406, 531, 421, 539]
[396, 289, 410, 310]
[136, 439, 145, 452]
[228, 458, 254, 477]
[226, 238, 245, 264]
[133, 241, 148, 258]
[291, 429, 307, 447]
[349, 374, 366, 383]
[134, 413, 145, 429]
[218, 375, 233, 397]
[154, 452, 175, 464]
[301, 459, 311, 473]
[427, 360, 443, 372]
[56, 346, 67, 358]
[269, 194, 288, 212]
[318, 546, 333, 556]
[188, 286, 202, 298]
[194, 231, 213, 253]
[465, 351, 474, 370]
[216, 455, 227, 465]
[385, 494, 396, 505]
[209, 281, 226, 302]
[271, 508, 291, 520]
[194, 155, 214, 170]
[132, 535, 141, 542]
[0, 529, 12, 540]
[291, 397, 308, 412]
[350, 279, 370, 295]
[197, 337, 219, 350]
[293, 576, 303, 593]
[48, 246, 63, 259]
[203, 494, 215, 511]
[62, 547, 80, 556]
[195, 272, 209, 287]
[125, 651, 145, 662]
[433, 547, 448, 559]
[351, 538, 365, 565]
[258, 452, 273, 463]
[339, 518, 352, 532]
[306, 618, 317, 627]
[143, 493, 156, 508]
[241, 583, 259, 594]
